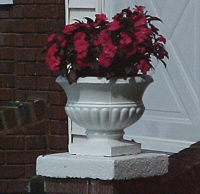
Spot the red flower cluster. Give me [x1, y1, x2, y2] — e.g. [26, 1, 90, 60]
[44, 6, 168, 83]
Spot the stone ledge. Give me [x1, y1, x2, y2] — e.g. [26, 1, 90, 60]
[36, 152, 169, 180]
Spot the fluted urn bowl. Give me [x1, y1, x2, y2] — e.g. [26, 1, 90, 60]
[56, 75, 153, 156]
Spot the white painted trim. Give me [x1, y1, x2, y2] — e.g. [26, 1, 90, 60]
[69, 0, 95, 8]
[0, 0, 13, 4]
[65, 0, 105, 24]
[124, 135, 195, 153]
[65, 0, 69, 24]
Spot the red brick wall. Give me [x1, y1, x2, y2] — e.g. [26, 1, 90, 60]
[0, 1, 68, 149]
[0, 99, 68, 193]
[0, 0, 67, 117]
[0, 100, 46, 193]
[0, 1, 68, 193]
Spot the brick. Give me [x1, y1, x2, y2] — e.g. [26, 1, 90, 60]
[162, 170, 196, 194]
[0, 111, 5, 131]
[0, 152, 4, 164]
[32, 100, 46, 120]
[37, 77, 62, 91]
[0, 136, 25, 150]
[0, 165, 25, 179]
[170, 152, 200, 168]
[49, 91, 66, 106]
[6, 102, 32, 125]
[14, 19, 35, 33]
[50, 120, 67, 135]
[25, 120, 47, 135]
[12, 5, 24, 18]
[35, 19, 64, 33]
[0, 5, 11, 18]
[16, 76, 37, 90]
[5, 151, 46, 164]
[46, 5, 65, 19]
[24, 34, 47, 47]
[34, 0, 65, 4]
[26, 91, 49, 103]
[30, 176, 45, 194]
[14, 89, 26, 101]
[8, 180, 29, 193]
[0, 20, 14, 33]
[49, 135, 68, 150]
[0, 62, 14, 74]
[0, 180, 8, 193]
[25, 164, 36, 179]
[0, 107, 19, 129]
[0, 34, 14, 46]
[26, 62, 49, 76]
[2, 74, 15, 88]
[13, 0, 35, 5]
[35, 48, 46, 61]
[194, 163, 200, 190]
[15, 62, 25, 75]
[0, 89, 12, 101]
[24, 5, 47, 18]
[26, 136, 47, 150]
[14, 48, 35, 61]
[0, 47, 14, 60]
[48, 105, 67, 120]
[45, 178, 88, 194]
[14, 34, 24, 47]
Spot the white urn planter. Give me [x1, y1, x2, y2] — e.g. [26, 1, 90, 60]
[56, 75, 154, 156]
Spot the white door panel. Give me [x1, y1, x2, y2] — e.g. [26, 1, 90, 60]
[66, 0, 200, 152]
[116, 0, 200, 151]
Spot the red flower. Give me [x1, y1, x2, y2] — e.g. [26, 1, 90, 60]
[45, 55, 60, 71]
[47, 34, 56, 42]
[47, 43, 58, 56]
[135, 27, 151, 43]
[95, 14, 108, 25]
[44, 5, 168, 83]
[74, 32, 86, 40]
[121, 42, 137, 56]
[137, 60, 150, 74]
[103, 43, 116, 57]
[134, 5, 146, 13]
[120, 32, 132, 45]
[134, 17, 146, 27]
[62, 23, 79, 35]
[57, 35, 67, 48]
[98, 53, 113, 68]
[94, 30, 111, 46]
[74, 32, 89, 53]
[108, 21, 121, 31]
[98, 42, 116, 68]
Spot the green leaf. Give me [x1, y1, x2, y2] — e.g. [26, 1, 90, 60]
[84, 17, 94, 24]
[68, 70, 78, 84]
[147, 16, 163, 23]
[160, 59, 167, 68]
[125, 66, 133, 75]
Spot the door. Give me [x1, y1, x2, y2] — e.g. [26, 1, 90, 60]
[66, 0, 200, 152]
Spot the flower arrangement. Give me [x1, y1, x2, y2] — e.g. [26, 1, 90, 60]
[44, 5, 168, 83]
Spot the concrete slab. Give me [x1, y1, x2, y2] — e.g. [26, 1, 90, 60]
[36, 152, 168, 180]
